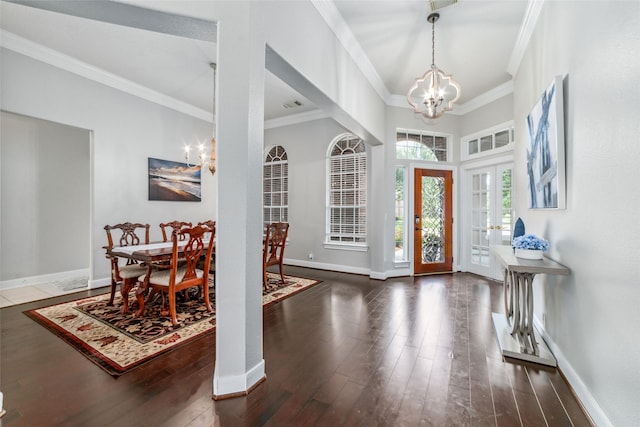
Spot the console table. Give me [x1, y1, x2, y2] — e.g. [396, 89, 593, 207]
[490, 245, 569, 366]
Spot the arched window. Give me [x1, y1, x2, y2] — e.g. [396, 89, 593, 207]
[263, 145, 288, 226]
[326, 134, 367, 244]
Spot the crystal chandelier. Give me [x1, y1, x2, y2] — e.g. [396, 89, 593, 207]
[407, 13, 461, 120]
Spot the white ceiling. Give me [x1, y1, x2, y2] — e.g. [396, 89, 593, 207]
[0, 0, 528, 122]
[333, 0, 528, 104]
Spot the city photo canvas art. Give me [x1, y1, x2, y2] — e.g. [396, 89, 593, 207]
[526, 75, 566, 209]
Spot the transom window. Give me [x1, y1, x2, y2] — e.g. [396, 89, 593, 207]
[396, 130, 448, 161]
[461, 122, 514, 161]
[327, 135, 367, 245]
[263, 145, 288, 227]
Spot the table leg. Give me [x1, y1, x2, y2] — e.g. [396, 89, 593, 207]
[508, 272, 539, 355]
[120, 279, 134, 314]
[503, 269, 513, 326]
[517, 273, 530, 353]
[135, 265, 152, 317]
[523, 273, 539, 355]
[510, 270, 521, 336]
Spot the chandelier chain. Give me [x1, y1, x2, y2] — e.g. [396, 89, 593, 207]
[431, 16, 435, 67]
[211, 62, 217, 134]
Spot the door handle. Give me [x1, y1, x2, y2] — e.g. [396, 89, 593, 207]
[415, 227, 423, 231]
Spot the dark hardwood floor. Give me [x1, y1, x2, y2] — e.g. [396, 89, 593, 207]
[0, 267, 592, 426]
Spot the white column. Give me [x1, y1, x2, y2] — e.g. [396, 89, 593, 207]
[213, 2, 265, 398]
[368, 144, 388, 279]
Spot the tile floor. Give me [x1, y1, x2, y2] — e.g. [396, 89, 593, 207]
[0, 283, 88, 308]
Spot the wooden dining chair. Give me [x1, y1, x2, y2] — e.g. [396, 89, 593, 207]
[157, 220, 193, 274]
[104, 222, 150, 313]
[197, 220, 216, 232]
[160, 221, 192, 242]
[143, 224, 214, 326]
[263, 222, 289, 290]
[194, 220, 216, 292]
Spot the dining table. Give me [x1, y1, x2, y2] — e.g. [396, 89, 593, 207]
[105, 239, 211, 316]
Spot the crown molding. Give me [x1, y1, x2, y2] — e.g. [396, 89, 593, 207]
[507, 0, 545, 76]
[454, 80, 514, 115]
[264, 109, 329, 129]
[310, 0, 390, 102]
[0, 29, 212, 122]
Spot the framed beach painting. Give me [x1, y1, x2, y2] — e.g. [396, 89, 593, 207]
[525, 75, 566, 209]
[148, 157, 201, 202]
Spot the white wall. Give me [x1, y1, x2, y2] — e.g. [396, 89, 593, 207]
[513, 2, 640, 425]
[459, 95, 513, 138]
[264, 118, 370, 273]
[0, 48, 215, 286]
[1, 112, 90, 281]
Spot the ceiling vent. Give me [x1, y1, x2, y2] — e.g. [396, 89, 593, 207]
[429, 0, 458, 12]
[282, 99, 303, 109]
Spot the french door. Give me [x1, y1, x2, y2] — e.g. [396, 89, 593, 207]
[413, 168, 453, 274]
[466, 163, 514, 279]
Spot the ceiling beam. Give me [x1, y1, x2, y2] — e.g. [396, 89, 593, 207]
[4, 0, 216, 42]
[265, 45, 383, 146]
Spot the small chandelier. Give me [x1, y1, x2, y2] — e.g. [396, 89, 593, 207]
[184, 62, 217, 175]
[183, 141, 208, 168]
[407, 12, 461, 120]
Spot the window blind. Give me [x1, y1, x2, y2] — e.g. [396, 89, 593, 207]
[263, 146, 288, 226]
[327, 136, 367, 244]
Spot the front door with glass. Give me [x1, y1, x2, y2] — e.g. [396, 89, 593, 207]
[413, 168, 453, 274]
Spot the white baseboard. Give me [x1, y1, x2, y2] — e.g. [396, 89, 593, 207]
[284, 258, 370, 276]
[284, 259, 411, 280]
[213, 359, 265, 398]
[534, 316, 612, 427]
[386, 268, 411, 278]
[1, 268, 89, 290]
[89, 277, 111, 289]
[369, 271, 387, 280]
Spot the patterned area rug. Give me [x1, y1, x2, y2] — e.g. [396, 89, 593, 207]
[25, 273, 320, 376]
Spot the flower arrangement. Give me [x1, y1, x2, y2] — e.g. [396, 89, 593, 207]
[512, 234, 549, 252]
